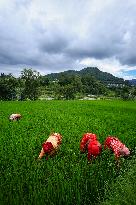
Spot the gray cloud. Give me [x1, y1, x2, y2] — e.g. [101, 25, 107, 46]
[0, 0, 136, 79]
[39, 31, 70, 54]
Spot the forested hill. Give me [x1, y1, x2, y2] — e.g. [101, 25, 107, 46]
[129, 79, 136, 85]
[46, 67, 126, 85]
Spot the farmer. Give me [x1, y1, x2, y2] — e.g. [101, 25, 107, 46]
[9, 113, 21, 121]
[38, 133, 62, 159]
[104, 136, 130, 161]
[80, 133, 102, 161]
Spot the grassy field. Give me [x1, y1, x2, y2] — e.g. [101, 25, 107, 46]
[0, 100, 136, 205]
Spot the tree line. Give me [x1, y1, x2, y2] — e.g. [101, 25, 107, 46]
[0, 68, 136, 100]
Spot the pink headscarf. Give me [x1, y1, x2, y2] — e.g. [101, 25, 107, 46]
[119, 146, 130, 156]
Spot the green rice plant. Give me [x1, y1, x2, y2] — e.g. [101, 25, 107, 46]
[0, 100, 136, 205]
[101, 155, 136, 205]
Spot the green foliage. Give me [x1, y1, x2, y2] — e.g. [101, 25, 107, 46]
[0, 68, 135, 101]
[81, 75, 108, 95]
[0, 73, 18, 100]
[39, 76, 50, 86]
[59, 84, 76, 99]
[55, 74, 83, 99]
[45, 67, 128, 98]
[20, 68, 41, 100]
[46, 67, 126, 85]
[0, 100, 136, 205]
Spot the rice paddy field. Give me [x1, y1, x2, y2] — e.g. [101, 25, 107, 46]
[0, 100, 136, 205]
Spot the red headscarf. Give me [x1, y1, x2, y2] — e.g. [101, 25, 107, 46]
[42, 142, 53, 154]
[88, 141, 102, 157]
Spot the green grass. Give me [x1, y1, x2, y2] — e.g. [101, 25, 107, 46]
[101, 155, 136, 205]
[0, 100, 136, 205]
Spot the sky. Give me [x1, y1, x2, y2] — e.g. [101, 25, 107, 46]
[0, 0, 136, 80]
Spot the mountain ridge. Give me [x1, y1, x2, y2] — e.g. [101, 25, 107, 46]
[45, 67, 126, 85]
[129, 79, 136, 85]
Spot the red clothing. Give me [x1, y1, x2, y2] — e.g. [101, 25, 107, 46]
[80, 133, 102, 160]
[80, 133, 97, 152]
[9, 113, 21, 121]
[104, 136, 129, 159]
[40, 133, 62, 158]
[52, 133, 62, 145]
[87, 141, 102, 160]
[42, 142, 54, 154]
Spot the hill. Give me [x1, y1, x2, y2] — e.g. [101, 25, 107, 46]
[46, 67, 126, 85]
[129, 79, 136, 85]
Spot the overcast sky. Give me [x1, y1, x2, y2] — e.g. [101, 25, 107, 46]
[0, 0, 136, 79]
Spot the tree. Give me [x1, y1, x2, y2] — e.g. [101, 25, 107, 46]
[71, 75, 83, 93]
[39, 76, 50, 86]
[0, 73, 18, 100]
[21, 68, 41, 100]
[120, 86, 130, 100]
[132, 87, 136, 97]
[54, 74, 83, 99]
[57, 84, 76, 100]
[81, 75, 108, 95]
[58, 73, 73, 86]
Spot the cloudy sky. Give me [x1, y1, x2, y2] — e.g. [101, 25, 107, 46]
[0, 0, 136, 79]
